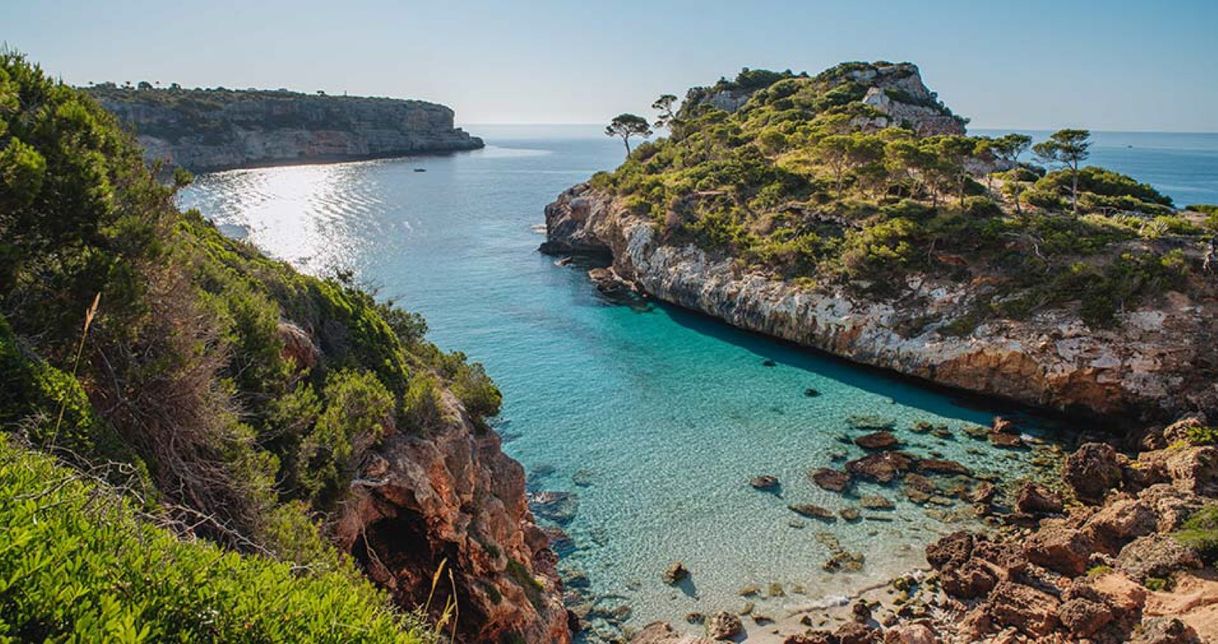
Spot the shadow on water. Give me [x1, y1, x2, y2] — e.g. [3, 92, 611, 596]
[646, 298, 1090, 439]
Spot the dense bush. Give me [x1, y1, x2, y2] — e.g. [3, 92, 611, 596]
[0, 50, 500, 636]
[0, 437, 431, 642]
[1174, 505, 1218, 563]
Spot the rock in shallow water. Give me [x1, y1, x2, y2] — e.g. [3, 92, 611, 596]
[855, 430, 900, 450]
[789, 503, 837, 521]
[810, 467, 853, 492]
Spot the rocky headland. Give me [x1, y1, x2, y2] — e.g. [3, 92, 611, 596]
[542, 61, 1218, 423]
[88, 85, 483, 171]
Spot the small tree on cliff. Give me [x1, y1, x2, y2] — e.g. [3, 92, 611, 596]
[605, 113, 652, 155]
[652, 94, 678, 130]
[1034, 129, 1091, 213]
[991, 133, 1032, 212]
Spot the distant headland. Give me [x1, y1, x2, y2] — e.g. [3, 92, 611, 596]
[85, 83, 483, 172]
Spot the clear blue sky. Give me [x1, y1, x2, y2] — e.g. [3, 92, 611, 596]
[4, 0, 1216, 131]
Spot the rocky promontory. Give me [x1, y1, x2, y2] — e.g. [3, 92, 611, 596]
[88, 84, 483, 171]
[542, 61, 1218, 422]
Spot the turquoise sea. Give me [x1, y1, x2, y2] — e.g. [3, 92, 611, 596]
[180, 126, 1218, 638]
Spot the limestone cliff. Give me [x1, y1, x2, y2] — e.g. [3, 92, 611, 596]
[88, 86, 483, 171]
[334, 388, 570, 643]
[541, 185, 1218, 423]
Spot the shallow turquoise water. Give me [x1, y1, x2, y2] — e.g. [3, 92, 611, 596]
[179, 126, 1216, 636]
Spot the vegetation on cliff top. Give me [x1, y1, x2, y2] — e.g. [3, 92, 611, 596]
[593, 62, 1213, 328]
[1, 51, 495, 636]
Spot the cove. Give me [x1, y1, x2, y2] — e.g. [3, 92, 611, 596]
[177, 125, 1105, 638]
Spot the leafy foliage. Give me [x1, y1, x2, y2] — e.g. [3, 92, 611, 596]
[1174, 505, 1218, 563]
[0, 437, 431, 643]
[588, 61, 1209, 329]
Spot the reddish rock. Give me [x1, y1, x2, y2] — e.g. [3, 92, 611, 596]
[750, 474, 780, 491]
[926, 531, 974, 570]
[855, 430, 900, 450]
[972, 539, 1028, 578]
[970, 482, 996, 504]
[1164, 445, 1218, 496]
[1024, 521, 1095, 576]
[916, 458, 972, 476]
[846, 451, 915, 484]
[985, 581, 1061, 637]
[785, 633, 835, 644]
[705, 611, 743, 640]
[789, 503, 836, 521]
[989, 431, 1024, 448]
[1057, 597, 1114, 639]
[881, 622, 937, 644]
[1115, 534, 1202, 582]
[992, 416, 1018, 434]
[834, 621, 879, 644]
[1084, 498, 1159, 554]
[941, 559, 998, 599]
[1162, 416, 1208, 445]
[811, 467, 853, 493]
[1131, 616, 1202, 644]
[1015, 482, 1064, 515]
[1063, 442, 1124, 504]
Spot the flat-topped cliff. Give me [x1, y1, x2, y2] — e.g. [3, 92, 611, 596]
[87, 84, 483, 171]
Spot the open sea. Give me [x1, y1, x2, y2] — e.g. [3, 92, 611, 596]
[179, 125, 1218, 638]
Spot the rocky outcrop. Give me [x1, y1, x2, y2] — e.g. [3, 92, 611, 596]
[541, 185, 1218, 422]
[333, 390, 568, 643]
[90, 86, 482, 171]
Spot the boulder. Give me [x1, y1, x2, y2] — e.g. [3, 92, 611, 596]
[811, 468, 853, 493]
[1162, 416, 1208, 445]
[789, 504, 836, 521]
[1063, 442, 1124, 504]
[834, 621, 879, 644]
[989, 432, 1025, 448]
[1084, 498, 1158, 553]
[860, 494, 895, 510]
[1115, 534, 1202, 582]
[855, 431, 900, 450]
[942, 559, 998, 598]
[926, 531, 974, 570]
[663, 561, 690, 585]
[985, 581, 1061, 637]
[750, 475, 780, 491]
[1024, 521, 1095, 576]
[1056, 597, 1114, 639]
[846, 451, 915, 484]
[1164, 446, 1218, 496]
[840, 507, 862, 522]
[529, 490, 578, 524]
[1131, 617, 1202, 644]
[881, 622, 937, 644]
[1015, 482, 1064, 515]
[972, 539, 1028, 578]
[915, 458, 972, 476]
[705, 611, 743, 640]
[970, 482, 997, 505]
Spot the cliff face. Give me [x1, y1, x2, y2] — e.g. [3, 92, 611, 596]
[335, 390, 569, 643]
[90, 87, 483, 171]
[542, 186, 1218, 423]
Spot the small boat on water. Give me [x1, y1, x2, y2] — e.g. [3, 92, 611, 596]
[555, 256, 573, 267]
[413, 168, 427, 172]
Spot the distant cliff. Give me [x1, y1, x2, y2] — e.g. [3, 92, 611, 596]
[86, 85, 483, 171]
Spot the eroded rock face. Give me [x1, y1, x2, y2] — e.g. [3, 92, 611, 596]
[1063, 442, 1124, 504]
[333, 392, 568, 643]
[94, 89, 483, 171]
[542, 187, 1218, 422]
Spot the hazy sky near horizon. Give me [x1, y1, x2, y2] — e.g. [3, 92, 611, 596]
[5, 0, 1217, 131]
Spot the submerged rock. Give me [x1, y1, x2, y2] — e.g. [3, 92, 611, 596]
[750, 474, 781, 491]
[804, 387, 821, 397]
[663, 561, 690, 585]
[848, 414, 896, 431]
[860, 494, 895, 510]
[789, 503, 837, 521]
[810, 467, 853, 492]
[847, 451, 915, 483]
[855, 430, 900, 450]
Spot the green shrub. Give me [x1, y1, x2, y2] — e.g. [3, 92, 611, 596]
[1174, 505, 1218, 563]
[0, 437, 432, 643]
